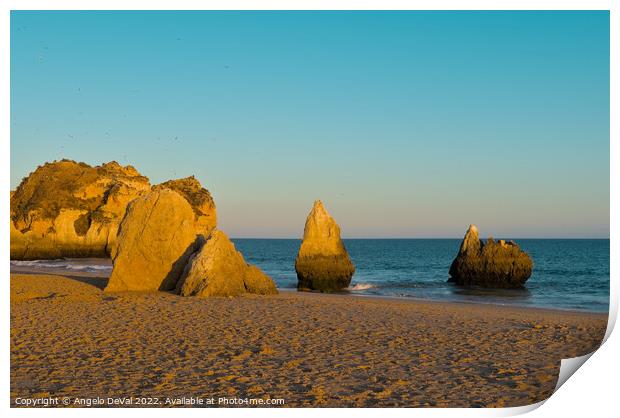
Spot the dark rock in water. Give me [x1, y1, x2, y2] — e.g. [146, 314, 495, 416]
[448, 224, 533, 289]
[295, 200, 355, 292]
[296, 254, 355, 292]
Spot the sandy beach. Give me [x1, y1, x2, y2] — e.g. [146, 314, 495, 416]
[10, 271, 607, 407]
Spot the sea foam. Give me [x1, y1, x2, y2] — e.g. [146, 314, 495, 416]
[350, 283, 376, 291]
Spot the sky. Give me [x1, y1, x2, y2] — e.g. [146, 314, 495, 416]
[10, 11, 609, 238]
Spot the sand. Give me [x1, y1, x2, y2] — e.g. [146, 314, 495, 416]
[10, 272, 607, 408]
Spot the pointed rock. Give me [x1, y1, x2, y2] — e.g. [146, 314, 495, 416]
[177, 230, 277, 297]
[448, 224, 533, 288]
[295, 200, 355, 292]
[105, 189, 203, 292]
[459, 224, 481, 254]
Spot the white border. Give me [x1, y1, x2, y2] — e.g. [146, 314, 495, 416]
[2, 2, 616, 417]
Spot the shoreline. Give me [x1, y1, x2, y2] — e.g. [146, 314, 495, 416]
[10, 265, 609, 316]
[277, 287, 610, 316]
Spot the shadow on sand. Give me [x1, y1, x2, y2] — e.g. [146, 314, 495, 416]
[10, 269, 110, 290]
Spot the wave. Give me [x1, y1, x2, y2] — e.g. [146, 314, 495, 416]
[10, 259, 112, 273]
[349, 283, 377, 291]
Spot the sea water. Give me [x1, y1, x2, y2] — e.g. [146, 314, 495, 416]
[11, 239, 609, 312]
[233, 239, 609, 312]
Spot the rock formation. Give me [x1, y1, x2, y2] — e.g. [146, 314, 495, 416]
[10, 161, 219, 262]
[10, 160, 151, 259]
[243, 265, 279, 295]
[177, 230, 277, 297]
[295, 200, 355, 292]
[12, 159, 276, 298]
[105, 189, 205, 292]
[448, 224, 533, 289]
[153, 176, 216, 237]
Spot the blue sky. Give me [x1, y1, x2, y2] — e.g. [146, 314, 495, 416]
[11, 11, 609, 238]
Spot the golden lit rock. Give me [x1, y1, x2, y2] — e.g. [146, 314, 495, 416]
[153, 176, 217, 237]
[10, 160, 150, 259]
[105, 189, 203, 292]
[177, 230, 277, 297]
[295, 200, 355, 292]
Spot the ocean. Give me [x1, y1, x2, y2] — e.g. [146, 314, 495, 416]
[11, 239, 609, 313]
[234, 238, 610, 313]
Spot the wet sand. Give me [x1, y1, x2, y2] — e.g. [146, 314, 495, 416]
[11, 272, 607, 407]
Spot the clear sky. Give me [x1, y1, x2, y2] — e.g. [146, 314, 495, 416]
[10, 11, 609, 238]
